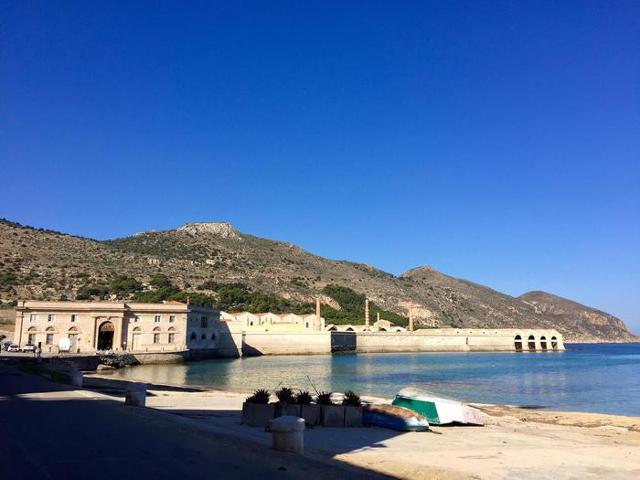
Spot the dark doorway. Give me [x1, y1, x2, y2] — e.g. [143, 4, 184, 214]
[514, 335, 523, 351]
[98, 321, 114, 350]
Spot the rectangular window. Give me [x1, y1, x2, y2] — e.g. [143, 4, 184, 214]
[153, 333, 160, 344]
[169, 315, 175, 323]
[46, 333, 54, 345]
[201, 316, 208, 328]
[168, 333, 175, 344]
[30, 314, 38, 322]
[28, 333, 35, 345]
[47, 314, 55, 322]
[154, 315, 161, 323]
[71, 314, 77, 322]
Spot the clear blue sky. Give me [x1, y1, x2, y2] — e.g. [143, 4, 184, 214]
[1, 1, 638, 332]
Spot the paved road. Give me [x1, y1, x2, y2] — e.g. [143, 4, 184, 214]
[0, 363, 388, 480]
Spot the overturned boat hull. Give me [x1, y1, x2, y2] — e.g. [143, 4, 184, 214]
[391, 388, 484, 426]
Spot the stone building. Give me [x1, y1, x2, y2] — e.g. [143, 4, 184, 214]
[14, 300, 240, 355]
[220, 311, 325, 332]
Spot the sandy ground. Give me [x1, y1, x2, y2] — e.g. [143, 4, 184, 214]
[83, 374, 640, 480]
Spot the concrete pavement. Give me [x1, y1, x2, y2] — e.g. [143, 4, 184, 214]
[0, 362, 389, 480]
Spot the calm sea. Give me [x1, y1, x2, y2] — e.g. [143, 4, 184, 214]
[109, 343, 640, 416]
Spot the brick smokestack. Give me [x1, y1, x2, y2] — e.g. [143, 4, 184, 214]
[316, 297, 321, 331]
[365, 298, 370, 327]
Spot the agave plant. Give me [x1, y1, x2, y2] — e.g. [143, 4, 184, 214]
[316, 391, 333, 405]
[275, 386, 295, 404]
[295, 390, 313, 405]
[342, 390, 362, 407]
[245, 389, 270, 404]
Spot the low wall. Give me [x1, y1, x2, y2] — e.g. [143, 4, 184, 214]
[239, 329, 564, 356]
[242, 331, 331, 356]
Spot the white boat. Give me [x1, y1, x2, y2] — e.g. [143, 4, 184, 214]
[391, 388, 484, 426]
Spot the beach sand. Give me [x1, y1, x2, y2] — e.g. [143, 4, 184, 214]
[85, 374, 640, 480]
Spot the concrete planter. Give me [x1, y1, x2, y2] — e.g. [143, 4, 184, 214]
[242, 402, 275, 427]
[344, 406, 363, 427]
[275, 403, 300, 418]
[321, 405, 346, 427]
[299, 404, 321, 426]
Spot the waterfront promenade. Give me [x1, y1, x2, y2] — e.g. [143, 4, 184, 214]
[0, 364, 387, 480]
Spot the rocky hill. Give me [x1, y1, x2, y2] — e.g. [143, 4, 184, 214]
[0, 218, 635, 342]
[519, 291, 636, 343]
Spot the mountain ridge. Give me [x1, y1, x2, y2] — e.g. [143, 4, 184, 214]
[0, 218, 635, 342]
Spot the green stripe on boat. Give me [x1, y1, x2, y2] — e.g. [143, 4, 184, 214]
[392, 396, 441, 425]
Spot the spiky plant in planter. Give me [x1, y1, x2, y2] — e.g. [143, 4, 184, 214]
[275, 387, 295, 404]
[342, 391, 362, 407]
[316, 391, 334, 405]
[295, 390, 313, 405]
[245, 389, 270, 404]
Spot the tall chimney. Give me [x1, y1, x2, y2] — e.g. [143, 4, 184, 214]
[408, 305, 414, 332]
[315, 297, 321, 331]
[365, 298, 370, 327]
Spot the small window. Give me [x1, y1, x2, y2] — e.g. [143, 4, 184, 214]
[71, 314, 77, 322]
[200, 316, 208, 328]
[190, 332, 196, 340]
[134, 316, 141, 323]
[153, 333, 160, 344]
[306, 322, 309, 328]
[154, 315, 161, 323]
[201, 333, 206, 340]
[47, 314, 55, 322]
[211, 333, 216, 340]
[30, 314, 38, 322]
[169, 315, 175, 323]
[168, 333, 175, 344]
[46, 333, 54, 345]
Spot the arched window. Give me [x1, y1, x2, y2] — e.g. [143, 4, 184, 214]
[133, 327, 141, 332]
[210, 333, 216, 340]
[379, 327, 387, 332]
[45, 326, 55, 345]
[190, 332, 196, 340]
[27, 327, 36, 345]
[396, 328, 402, 333]
[153, 327, 161, 344]
[68, 326, 79, 333]
[528, 335, 536, 351]
[514, 335, 523, 351]
[551, 336, 558, 350]
[201, 333, 206, 340]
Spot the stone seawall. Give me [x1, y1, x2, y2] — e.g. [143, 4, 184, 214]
[238, 328, 565, 356]
[57, 329, 565, 368]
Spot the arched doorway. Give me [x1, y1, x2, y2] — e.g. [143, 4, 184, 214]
[97, 321, 114, 350]
[132, 327, 142, 350]
[68, 327, 79, 352]
[528, 335, 536, 351]
[540, 336, 547, 350]
[551, 336, 558, 350]
[514, 335, 523, 351]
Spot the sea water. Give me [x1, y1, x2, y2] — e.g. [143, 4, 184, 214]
[108, 343, 640, 416]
